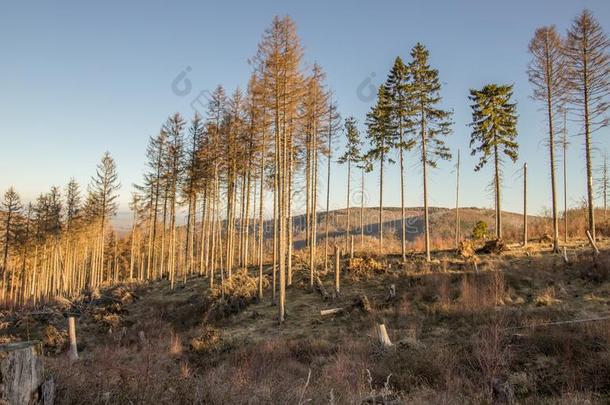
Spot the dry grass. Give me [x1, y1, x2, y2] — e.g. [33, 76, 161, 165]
[3, 240, 610, 404]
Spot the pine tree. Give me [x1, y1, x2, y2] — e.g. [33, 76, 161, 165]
[162, 113, 185, 288]
[251, 15, 305, 322]
[301, 63, 329, 286]
[385, 56, 415, 261]
[65, 178, 81, 232]
[143, 130, 167, 280]
[338, 116, 362, 250]
[469, 84, 519, 240]
[365, 85, 395, 249]
[323, 95, 341, 271]
[528, 25, 567, 252]
[408, 43, 453, 261]
[86, 151, 120, 287]
[1, 187, 23, 302]
[183, 113, 206, 277]
[564, 9, 610, 240]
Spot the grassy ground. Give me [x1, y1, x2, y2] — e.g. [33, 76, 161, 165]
[2, 239, 610, 404]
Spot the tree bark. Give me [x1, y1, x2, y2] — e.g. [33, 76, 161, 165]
[523, 163, 528, 246]
[0, 341, 46, 405]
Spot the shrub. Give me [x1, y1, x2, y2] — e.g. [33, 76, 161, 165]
[472, 221, 488, 240]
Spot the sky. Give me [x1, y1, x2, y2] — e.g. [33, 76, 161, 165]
[1, 0, 610, 226]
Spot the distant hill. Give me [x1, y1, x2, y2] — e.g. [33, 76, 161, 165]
[110, 206, 546, 243]
[283, 206, 542, 246]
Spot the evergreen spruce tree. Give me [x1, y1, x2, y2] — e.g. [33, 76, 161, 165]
[338, 116, 362, 249]
[408, 43, 453, 261]
[87, 151, 120, 286]
[1, 187, 23, 301]
[469, 84, 519, 240]
[385, 56, 415, 261]
[365, 85, 395, 248]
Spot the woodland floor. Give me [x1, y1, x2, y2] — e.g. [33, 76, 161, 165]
[2, 239, 610, 404]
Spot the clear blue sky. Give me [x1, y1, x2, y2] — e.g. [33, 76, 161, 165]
[1, 0, 609, 221]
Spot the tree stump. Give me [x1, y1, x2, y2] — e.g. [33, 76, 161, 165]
[68, 316, 78, 362]
[375, 324, 393, 348]
[0, 341, 47, 405]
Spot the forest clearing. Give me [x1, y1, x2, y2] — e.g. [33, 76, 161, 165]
[2, 238, 610, 403]
[2, 2, 610, 404]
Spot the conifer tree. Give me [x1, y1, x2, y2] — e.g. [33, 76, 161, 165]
[86, 152, 120, 287]
[528, 25, 567, 252]
[564, 9, 610, 240]
[385, 56, 415, 261]
[1, 187, 23, 302]
[65, 178, 81, 232]
[338, 116, 362, 249]
[251, 15, 305, 322]
[365, 85, 395, 248]
[301, 63, 329, 286]
[162, 114, 185, 288]
[469, 84, 519, 240]
[323, 95, 341, 271]
[183, 113, 205, 276]
[144, 130, 167, 280]
[408, 43, 453, 261]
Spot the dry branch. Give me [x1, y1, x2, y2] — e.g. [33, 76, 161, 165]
[586, 230, 599, 255]
[504, 314, 610, 331]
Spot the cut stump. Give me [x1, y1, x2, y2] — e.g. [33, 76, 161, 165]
[0, 341, 51, 405]
[375, 324, 393, 348]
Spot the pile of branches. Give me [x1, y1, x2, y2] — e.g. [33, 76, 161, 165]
[347, 257, 386, 280]
[476, 239, 508, 254]
[205, 269, 268, 320]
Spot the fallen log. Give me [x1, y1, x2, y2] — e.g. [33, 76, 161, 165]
[320, 308, 344, 316]
[313, 275, 329, 300]
[320, 295, 372, 317]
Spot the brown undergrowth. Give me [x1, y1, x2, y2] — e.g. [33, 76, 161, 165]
[3, 240, 610, 404]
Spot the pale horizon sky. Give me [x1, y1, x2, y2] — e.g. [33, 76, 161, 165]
[1, 0, 610, 227]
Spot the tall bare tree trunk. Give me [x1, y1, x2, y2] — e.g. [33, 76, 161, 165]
[494, 145, 502, 240]
[345, 158, 351, 250]
[421, 118, 431, 261]
[399, 129, 406, 261]
[361, 168, 365, 248]
[455, 149, 460, 249]
[523, 163, 528, 246]
[563, 112, 569, 243]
